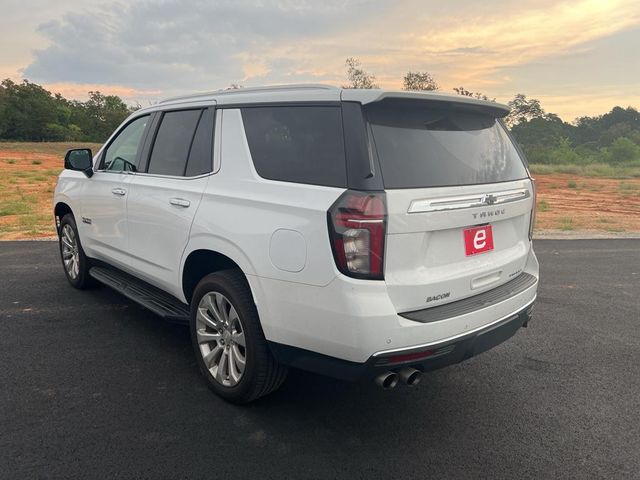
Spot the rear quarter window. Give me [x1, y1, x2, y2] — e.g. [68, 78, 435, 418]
[366, 103, 528, 189]
[241, 106, 347, 188]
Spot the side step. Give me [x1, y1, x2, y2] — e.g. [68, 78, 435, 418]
[89, 266, 190, 324]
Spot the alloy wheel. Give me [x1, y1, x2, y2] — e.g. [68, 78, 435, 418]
[196, 292, 247, 387]
[61, 224, 80, 280]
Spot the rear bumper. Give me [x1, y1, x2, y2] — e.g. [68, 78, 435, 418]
[269, 301, 534, 382]
[250, 247, 539, 364]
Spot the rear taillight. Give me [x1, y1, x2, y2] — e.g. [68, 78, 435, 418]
[529, 178, 537, 240]
[328, 190, 387, 280]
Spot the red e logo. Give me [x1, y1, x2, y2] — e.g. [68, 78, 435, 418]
[464, 225, 494, 256]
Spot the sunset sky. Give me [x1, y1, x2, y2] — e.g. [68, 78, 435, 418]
[1, 0, 639, 121]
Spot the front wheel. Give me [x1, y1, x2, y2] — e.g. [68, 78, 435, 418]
[58, 214, 94, 289]
[190, 270, 287, 404]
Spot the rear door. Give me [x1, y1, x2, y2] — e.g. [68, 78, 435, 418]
[126, 107, 215, 297]
[365, 100, 534, 313]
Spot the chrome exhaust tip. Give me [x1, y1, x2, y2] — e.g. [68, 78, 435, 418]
[374, 371, 399, 390]
[399, 367, 422, 387]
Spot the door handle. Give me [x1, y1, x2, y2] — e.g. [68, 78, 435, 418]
[169, 197, 191, 208]
[111, 188, 126, 196]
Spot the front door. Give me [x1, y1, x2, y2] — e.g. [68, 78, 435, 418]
[79, 114, 151, 269]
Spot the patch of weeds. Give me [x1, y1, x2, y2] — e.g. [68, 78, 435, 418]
[31, 159, 42, 165]
[19, 213, 52, 236]
[0, 200, 32, 216]
[597, 217, 615, 224]
[538, 199, 550, 212]
[548, 184, 559, 189]
[558, 217, 574, 231]
[619, 182, 640, 191]
[605, 226, 625, 233]
[567, 180, 577, 189]
[5, 159, 16, 164]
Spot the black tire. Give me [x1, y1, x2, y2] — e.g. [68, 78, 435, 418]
[58, 213, 94, 289]
[190, 269, 287, 404]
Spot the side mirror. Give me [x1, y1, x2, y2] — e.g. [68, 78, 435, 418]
[64, 149, 94, 178]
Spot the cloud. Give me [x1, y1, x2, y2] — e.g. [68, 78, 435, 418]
[23, 0, 390, 93]
[18, 0, 640, 118]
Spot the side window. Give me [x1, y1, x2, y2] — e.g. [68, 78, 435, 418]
[185, 108, 215, 177]
[147, 109, 202, 176]
[102, 115, 149, 172]
[240, 106, 347, 187]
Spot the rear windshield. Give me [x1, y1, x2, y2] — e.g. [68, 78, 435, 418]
[366, 103, 527, 189]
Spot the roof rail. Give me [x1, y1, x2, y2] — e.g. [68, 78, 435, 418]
[159, 84, 339, 104]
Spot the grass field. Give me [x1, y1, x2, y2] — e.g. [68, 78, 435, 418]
[0, 142, 639, 239]
[0, 142, 102, 239]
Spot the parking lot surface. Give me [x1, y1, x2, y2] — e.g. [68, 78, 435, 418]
[1, 239, 639, 479]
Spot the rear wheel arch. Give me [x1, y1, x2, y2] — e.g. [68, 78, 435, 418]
[182, 249, 251, 304]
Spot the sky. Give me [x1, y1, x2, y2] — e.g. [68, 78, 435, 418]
[1, 0, 639, 121]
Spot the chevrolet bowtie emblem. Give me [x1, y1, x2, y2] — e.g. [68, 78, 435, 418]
[484, 194, 497, 205]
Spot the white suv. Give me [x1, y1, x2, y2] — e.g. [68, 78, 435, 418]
[54, 85, 538, 403]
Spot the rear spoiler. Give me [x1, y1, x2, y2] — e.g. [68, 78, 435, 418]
[341, 90, 510, 118]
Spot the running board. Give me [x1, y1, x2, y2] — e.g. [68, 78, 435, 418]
[89, 266, 190, 324]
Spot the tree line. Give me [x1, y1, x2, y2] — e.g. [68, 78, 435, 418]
[1, 61, 639, 166]
[343, 58, 640, 166]
[0, 79, 135, 143]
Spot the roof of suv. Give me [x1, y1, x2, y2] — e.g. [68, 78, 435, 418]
[144, 84, 510, 117]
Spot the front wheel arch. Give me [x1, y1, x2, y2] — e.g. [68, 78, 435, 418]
[54, 202, 73, 233]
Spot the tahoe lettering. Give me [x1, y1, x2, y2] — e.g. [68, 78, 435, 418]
[472, 208, 506, 220]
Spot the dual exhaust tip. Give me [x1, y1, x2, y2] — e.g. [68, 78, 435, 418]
[374, 368, 422, 389]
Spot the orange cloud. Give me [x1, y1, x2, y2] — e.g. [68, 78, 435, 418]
[42, 82, 162, 101]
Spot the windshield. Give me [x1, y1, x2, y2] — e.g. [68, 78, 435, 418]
[366, 103, 528, 189]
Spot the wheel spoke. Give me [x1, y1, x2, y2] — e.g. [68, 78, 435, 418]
[228, 347, 241, 383]
[197, 307, 221, 331]
[231, 344, 245, 369]
[206, 295, 225, 326]
[216, 350, 229, 383]
[196, 330, 221, 345]
[228, 305, 239, 323]
[61, 237, 73, 249]
[215, 294, 229, 324]
[202, 345, 221, 369]
[232, 332, 245, 347]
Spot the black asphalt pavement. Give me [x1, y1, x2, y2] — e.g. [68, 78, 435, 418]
[1, 240, 639, 479]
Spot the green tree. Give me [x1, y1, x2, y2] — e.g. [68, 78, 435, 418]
[608, 137, 640, 163]
[403, 71, 438, 91]
[505, 94, 546, 128]
[453, 86, 494, 101]
[343, 57, 378, 89]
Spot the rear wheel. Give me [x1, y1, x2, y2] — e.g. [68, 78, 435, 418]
[190, 270, 287, 404]
[58, 214, 93, 289]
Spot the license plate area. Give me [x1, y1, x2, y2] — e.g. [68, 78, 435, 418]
[464, 224, 494, 256]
